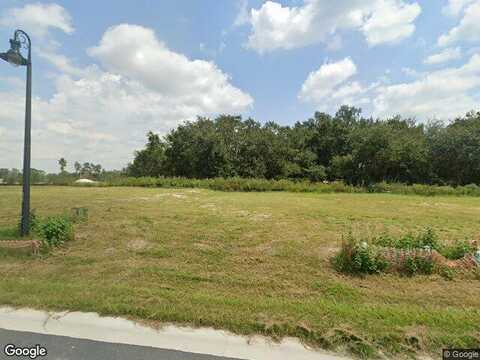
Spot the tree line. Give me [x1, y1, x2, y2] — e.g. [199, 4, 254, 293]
[126, 106, 480, 186]
[0, 160, 118, 185]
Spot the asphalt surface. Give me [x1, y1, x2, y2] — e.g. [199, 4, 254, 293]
[0, 329, 244, 360]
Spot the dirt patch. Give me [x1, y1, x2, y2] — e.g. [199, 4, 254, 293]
[120, 193, 189, 202]
[193, 242, 214, 251]
[234, 210, 272, 221]
[251, 213, 272, 221]
[127, 239, 151, 251]
[200, 203, 217, 210]
[171, 193, 187, 199]
[149, 193, 187, 200]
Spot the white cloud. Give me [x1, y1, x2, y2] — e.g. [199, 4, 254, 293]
[299, 57, 358, 103]
[246, 0, 421, 53]
[361, 0, 421, 46]
[438, 2, 480, 46]
[88, 25, 252, 112]
[0, 24, 253, 172]
[424, 47, 462, 65]
[0, 3, 77, 83]
[299, 55, 480, 120]
[442, 0, 476, 16]
[373, 55, 480, 119]
[331, 81, 365, 99]
[0, 3, 73, 38]
[37, 50, 89, 77]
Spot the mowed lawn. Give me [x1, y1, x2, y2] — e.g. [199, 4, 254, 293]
[0, 186, 479, 358]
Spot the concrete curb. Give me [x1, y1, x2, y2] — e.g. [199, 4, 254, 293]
[0, 307, 351, 360]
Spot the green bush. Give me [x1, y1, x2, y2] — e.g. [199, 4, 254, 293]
[440, 240, 476, 260]
[373, 228, 440, 251]
[369, 181, 391, 193]
[401, 252, 435, 276]
[38, 216, 74, 248]
[332, 229, 477, 277]
[333, 236, 389, 275]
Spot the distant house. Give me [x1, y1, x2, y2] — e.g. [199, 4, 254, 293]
[0, 179, 4, 185]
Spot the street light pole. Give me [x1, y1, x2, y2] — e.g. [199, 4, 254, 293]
[0, 30, 32, 236]
[22, 33, 32, 237]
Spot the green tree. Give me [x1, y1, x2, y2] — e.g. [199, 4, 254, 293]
[165, 118, 224, 178]
[58, 158, 67, 173]
[74, 162, 81, 176]
[125, 108, 480, 186]
[31, 169, 47, 184]
[427, 112, 480, 185]
[127, 131, 167, 177]
[343, 118, 430, 185]
[5, 169, 21, 184]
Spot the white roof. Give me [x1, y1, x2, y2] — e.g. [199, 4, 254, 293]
[75, 179, 96, 184]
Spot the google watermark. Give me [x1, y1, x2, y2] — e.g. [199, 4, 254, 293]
[444, 349, 480, 360]
[3, 344, 47, 359]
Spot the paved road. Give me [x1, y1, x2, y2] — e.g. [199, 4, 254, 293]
[0, 329, 243, 360]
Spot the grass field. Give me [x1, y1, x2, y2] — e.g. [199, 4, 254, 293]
[0, 186, 479, 358]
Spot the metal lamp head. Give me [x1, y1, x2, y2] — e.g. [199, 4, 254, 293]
[0, 38, 27, 66]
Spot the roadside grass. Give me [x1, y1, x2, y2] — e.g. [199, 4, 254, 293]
[0, 186, 479, 359]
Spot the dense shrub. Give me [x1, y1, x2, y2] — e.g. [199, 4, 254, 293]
[373, 230, 476, 261]
[332, 235, 389, 275]
[441, 240, 476, 260]
[104, 176, 480, 197]
[334, 230, 478, 277]
[401, 252, 435, 276]
[373, 228, 440, 251]
[38, 216, 74, 248]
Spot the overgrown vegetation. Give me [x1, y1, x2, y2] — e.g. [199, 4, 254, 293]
[333, 229, 479, 277]
[372, 228, 440, 251]
[332, 235, 389, 275]
[104, 176, 480, 197]
[441, 240, 477, 260]
[1, 210, 75, 252]
[38, 215, 74, 248]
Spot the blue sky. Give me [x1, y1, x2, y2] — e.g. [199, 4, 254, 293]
[0, 0, 479, 172]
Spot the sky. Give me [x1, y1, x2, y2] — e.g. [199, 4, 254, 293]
[0, 0, 479, 172]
